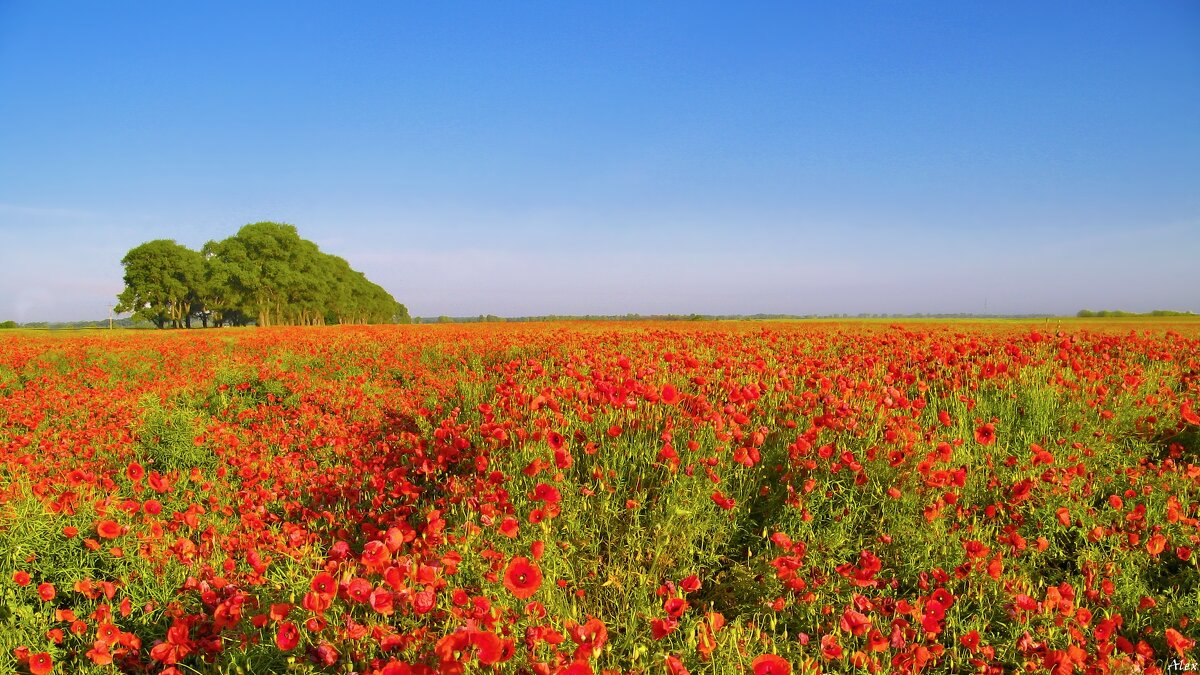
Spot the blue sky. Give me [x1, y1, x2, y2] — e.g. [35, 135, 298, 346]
[1, 1, 1197, 320]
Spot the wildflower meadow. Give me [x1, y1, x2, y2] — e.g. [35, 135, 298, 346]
[1, 320, 1197, 674]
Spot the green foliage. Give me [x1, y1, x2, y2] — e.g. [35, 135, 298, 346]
[115, 222, 407, 328]
[134, 396, 214, 471]
[114, 239, 204, 329]
[0, 320, 16, 329]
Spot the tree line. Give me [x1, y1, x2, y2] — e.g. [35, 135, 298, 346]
[115, 222, 409, 328]
[1076, 309, 1195, 318]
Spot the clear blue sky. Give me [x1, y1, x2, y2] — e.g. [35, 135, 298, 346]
[1, 1, 1197, 321]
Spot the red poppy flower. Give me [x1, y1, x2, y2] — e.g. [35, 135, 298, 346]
[1146, 534, 1167, 556]
[346, 577, 372, 603]
[499, 517, 519, 538]
[555, 662, 593, 675]
[503, 556, 542, 599]
[711, 491, 736, 510]
[1166, 627, 1196, 657]
[310, 572, 337, 598]
[974, 423, 996, 446]
[96, 520, 123, 539]
[650, 617, 678, 639]
[840, 608, 871, 636]
[1056, 507, 1071, 527]
[29, 652, 53, 675]
[567, 617, 608, 660]
[661, 384, 680, 405]
[126, 462, 144, 481]
[547, 430, 565, 450]
[533, 482, 561, 505]
[1181, 399, 1200, 426]
[38, 582, 56, 601]
[665, 654, 690, 675]
[751, 654, 791, 675]
[13, 570, 30, 586]
[663, 597, 689, 618]
[276, 622, 299, 651]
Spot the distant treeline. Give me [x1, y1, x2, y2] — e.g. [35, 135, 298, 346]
[1076, 309, 1196, 318]
[0, 318, 153, 330]
[116, 222, 409, 329]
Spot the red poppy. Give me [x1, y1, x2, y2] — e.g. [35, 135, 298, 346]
[1146, 534, 1167, 556]
[547, 430, 565, 450]
[470, 630, 508, 665]
[567, 617, 608, 660]
[1181, 399, 1200, 426]
[499, 517, 519, 538]
[533, 482, 561, 505]
[503, 556, 542, 599]
[661, 384, 680, 405]
[1166, 628, 1196, 657]
[126, 462, 144, 481]
[276, 622, 299, 651]
[346, 577, 372, 603]
[650, 617, 678, 639]
[711, 491, 736, 510]
[29, 652, 53, 675]
[310, 572, 337, 598]
[840, 608, 871, 636]
[751, 654, 791, 675]
[663, 597, 689, 618]
[13, 570, 30, 586]
[665, 654, 690, 675]
[974, 423, 996, 446]
[96, 520, 123, 539]
[554, 662, 593, 675]
[38, 582, 56, 601]
[1056, 507, 1071, 527]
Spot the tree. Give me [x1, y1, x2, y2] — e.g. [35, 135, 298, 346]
[115, 240, 204, 329]
[198, 222, 406, 326]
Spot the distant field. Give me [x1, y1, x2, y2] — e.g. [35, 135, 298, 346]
[1, 321, 1197, 673]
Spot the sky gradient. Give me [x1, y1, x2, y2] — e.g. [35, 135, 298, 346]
[1, 1, 1198, 321]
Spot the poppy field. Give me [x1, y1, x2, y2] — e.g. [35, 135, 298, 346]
[1, 320, 1198, 674]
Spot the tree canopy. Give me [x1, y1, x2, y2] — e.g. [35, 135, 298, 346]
[116, 223, 408, 328]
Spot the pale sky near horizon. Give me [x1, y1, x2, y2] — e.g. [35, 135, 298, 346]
[1, 2, 1198, 321]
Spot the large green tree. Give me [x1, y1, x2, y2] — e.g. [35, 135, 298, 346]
[114, 240, 205, 329]
[117, 222, 408, 328]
